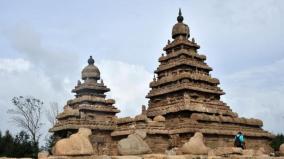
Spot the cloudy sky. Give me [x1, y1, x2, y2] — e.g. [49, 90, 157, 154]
[0, 0, 284, 143]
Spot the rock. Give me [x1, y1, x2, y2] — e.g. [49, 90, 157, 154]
[112, 156, 142, 159]
[208, 149, 215, 156]
[0, 158, 32, 159]
[53, 128, 94, 156]
[255, 147, 268, 157]
[143, 154, 166, 159]
[213, 147, 242, 156]
[153, 115, 165, 122]
[134, 130, 147, 139]
[242, 149, 254, 156]
[165, 148, 178, 155]
[118, 130, 151, 155]
[166, 155, 186, 159]
[165, 148, 183, 156]
[96, 155, 112, 159]
[38, 151, 49, 159]
[280, 143, 284, 156]
[180, 132, 209, 155]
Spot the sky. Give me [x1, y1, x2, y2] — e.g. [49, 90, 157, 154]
[0, 0, 284, 144]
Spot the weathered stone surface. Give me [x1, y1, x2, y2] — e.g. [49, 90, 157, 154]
[118, 131, 151, 155]
[134, 130, 147, 139]
[280, 143, 284, 156]
[165, 148, 179, 155]
[33, 154, 284, 159]
[242, 149, 254, 156]
[255, 147, 268, 157]
[166, 155, 186, 159]
[180, 132, 209, 155]
[53, 128, 94, 156]
[153, 115, 165, 122]
[38, 151, 49, 159]
[212, 147, 242, 156]
[0, 158, 32, 159]
[142, 154, 166, 159]
[112, 156, 142, 159]
[96, 155, 112, 159]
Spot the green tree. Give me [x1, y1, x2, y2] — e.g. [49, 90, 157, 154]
[8, 96, 44, 157]
[271, 134, 284, 151]
[0, 130, 14, 157]
[0, 130, 35, 157]
[13, 131, 34, 157]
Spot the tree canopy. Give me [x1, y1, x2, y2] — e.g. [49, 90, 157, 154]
[0, 130, 35, 157]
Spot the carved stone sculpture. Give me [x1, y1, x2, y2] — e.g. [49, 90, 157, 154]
[180, 132, 209, 155]
[118, 130, 151, 155]
[53, 128, 94, 156]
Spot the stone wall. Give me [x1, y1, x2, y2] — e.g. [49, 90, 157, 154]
[145, 134, 169, 153]
[91, 130, 114, 155]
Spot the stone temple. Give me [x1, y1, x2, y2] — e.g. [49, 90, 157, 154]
[50, 10, 273, 155]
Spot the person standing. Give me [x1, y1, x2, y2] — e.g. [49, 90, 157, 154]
[234, 132, 245, 149]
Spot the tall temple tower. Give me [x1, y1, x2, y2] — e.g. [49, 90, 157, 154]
[50, 56, 120, 155]
[146, 9, 273, 151]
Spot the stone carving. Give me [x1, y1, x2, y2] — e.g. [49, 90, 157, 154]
[53, 128, 94, 156]
[180, 132, 209, 155]
[118, 130, 151, 155]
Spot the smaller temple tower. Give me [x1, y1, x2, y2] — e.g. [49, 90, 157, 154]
[50, 56, 120, 155]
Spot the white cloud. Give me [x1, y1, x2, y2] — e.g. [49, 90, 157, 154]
[0, 57, 73, 136]
[2, 24, 80, 91]
[0, 56, 153, 143]
[98, 60, 153, 117]
[221, 58, 284, 134]
[0, 58, 30, 73]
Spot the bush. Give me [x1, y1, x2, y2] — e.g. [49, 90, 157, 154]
[0, 130, 36, 157]
[271, 134, 284, 151]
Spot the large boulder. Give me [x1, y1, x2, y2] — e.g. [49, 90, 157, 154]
[180, 132, 209, 155]
[53, 128, 94, 156]
[280, 143, 284, 156]
[118, 130, 151, 155]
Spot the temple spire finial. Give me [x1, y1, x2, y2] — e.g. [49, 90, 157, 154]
[88, 56, 95, 65]
[177, 8, 184, 23]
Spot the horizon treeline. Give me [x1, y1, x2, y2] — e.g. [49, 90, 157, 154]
[0, 130, 37, 158]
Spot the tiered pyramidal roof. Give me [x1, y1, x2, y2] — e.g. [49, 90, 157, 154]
[145, 9, 273, 139]
[50, 56, 119, 133]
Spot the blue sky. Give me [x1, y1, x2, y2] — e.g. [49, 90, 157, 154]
[0, 0, 284, 144]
